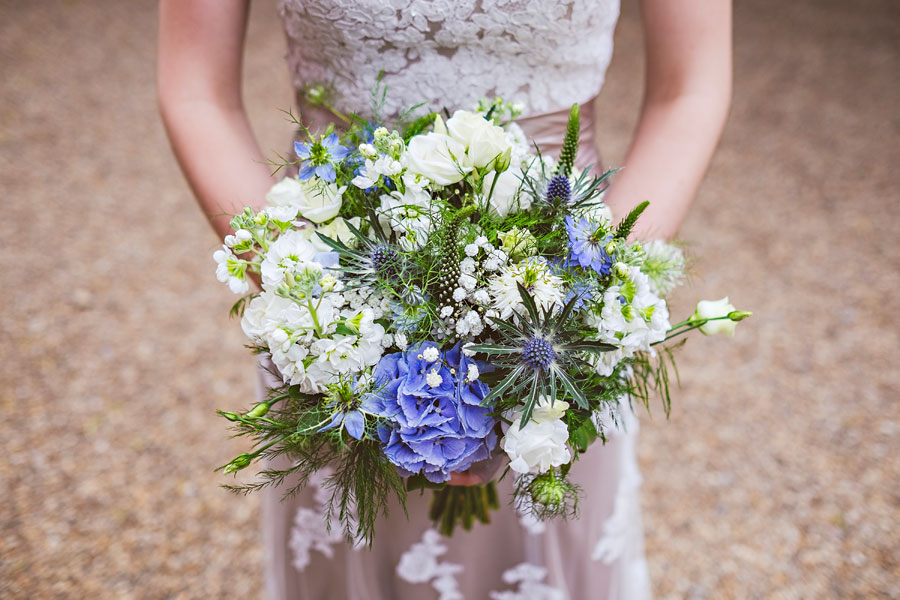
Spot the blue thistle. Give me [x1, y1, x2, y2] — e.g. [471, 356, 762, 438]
[545, 175, 571, 205]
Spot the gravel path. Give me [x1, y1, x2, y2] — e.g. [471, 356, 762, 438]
[2, 1, 897, 598]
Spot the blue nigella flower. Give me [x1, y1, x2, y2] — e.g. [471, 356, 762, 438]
[294, 132, 350, 183]
[318, 379, 369, 440]
[364, 342, 496, 484]
[565, 215, 614, 275]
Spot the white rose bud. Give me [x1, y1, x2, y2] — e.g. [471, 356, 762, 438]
[405, 131, 470, 186]
[691, 297, 739, 336]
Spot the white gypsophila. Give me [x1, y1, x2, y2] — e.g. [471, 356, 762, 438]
[395, 332, 409, 351]
[452, 288, 467, 302]
[464, 243, 479, 257]
[426, 369, 443, 387]
[488, 258, 565, 320]
[590, 266, 670, 356]
[213, 245, 250, 294]
[422, 346, 440, 362]
[482, 167, 529, 218]
[259, 230, 321, 288]
[445, 110, 510, 169]
[460, 257, 477, 274]
[502, 397, 571, 475]
[466, 363, 479, 382]
[641, 240, 686, 297]
[378, 185, 434, 250]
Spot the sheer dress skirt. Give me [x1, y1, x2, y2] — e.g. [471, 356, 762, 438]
[260, 102, 652, 600]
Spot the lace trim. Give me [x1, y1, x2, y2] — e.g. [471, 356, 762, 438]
[396, 529, 464, 600]
[277, 0, 620, 118]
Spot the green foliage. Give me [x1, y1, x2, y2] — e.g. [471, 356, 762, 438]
[556, 104, 580, 179]
[428, 483, 500, 536]
[614, 200, 650, 241]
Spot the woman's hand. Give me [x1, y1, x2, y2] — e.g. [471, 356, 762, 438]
[447, 471, 486, 486]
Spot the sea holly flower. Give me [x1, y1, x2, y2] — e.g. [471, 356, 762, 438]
[294, 132, 350, 183]
[468, 284, 617, 426]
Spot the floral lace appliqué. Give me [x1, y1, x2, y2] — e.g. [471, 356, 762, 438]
[489, 563, 565, 600]
[396, 529, 464, 600]
[289, 468, 361, 571]
[277, 0, 620, 118]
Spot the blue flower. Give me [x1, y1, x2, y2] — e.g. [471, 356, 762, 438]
[366, 342, 497, 483]
[565, 215, 614, 275]
[294, 132, 350, 183]
[318, 378, 370, 440]
[319, 408, 366, 440]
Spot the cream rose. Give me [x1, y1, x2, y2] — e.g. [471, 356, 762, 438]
[295, 179, 344, 223]
[446, 110, 510, 169]
[482, 167, 527, 217]
[405, 130, 470, 186]
[502, 397, 571, 475]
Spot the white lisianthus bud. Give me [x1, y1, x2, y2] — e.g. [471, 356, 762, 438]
[691, 297, 739, 336]
[613, 262, 630, 279]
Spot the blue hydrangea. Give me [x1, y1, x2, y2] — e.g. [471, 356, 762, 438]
[565, 215, 614, 275]
[362, 342, 497, 483]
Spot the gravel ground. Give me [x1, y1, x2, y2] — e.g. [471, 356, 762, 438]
[1, 1, 897, 598]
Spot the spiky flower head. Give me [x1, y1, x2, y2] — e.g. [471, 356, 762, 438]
[545, 174, 572, 205]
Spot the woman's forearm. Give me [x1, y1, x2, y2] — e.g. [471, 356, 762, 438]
[160, 98, 273, 239]
[603, 0, 732, 241]
[602, 91, 730, 240]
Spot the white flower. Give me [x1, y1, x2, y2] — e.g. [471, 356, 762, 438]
[440, 306, 454, 318]
[482, 168, 527, 217]
[641, 240, 686, 297]
[459, 273, 477, 291]
[405, 126, 470, 185]
[692, 297, 738, 336]
[264, 177, 305, 221]
[213, 245, 249, 294]
[502, 397, 571, 475]
[452, 288, 467, 302]
[422, 346, 440, 362]
[498, 227, 537, 260]
[296, 179, 345, 224]
[395, 332, 409, 350]
[378, 186, 434, 248]
[466, 363, 479, 382]
[473, 289, 490, 305]
[464, 243, 479, 257]
[259, 230, 320, 288]
[445, 110, 510, 169]
[488, 259, 565, 320]
[426, 369, 442, 387]
[306, 216, 360, 252]
[589, 266, 670, 356]
[460, 257, 477, 274]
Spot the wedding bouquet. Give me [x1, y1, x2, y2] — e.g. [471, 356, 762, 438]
[213, 93, 750, 543]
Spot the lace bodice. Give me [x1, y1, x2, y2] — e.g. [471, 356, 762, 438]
[278, 0, 620, 118]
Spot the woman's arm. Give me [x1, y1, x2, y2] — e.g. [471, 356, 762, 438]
[602, 0, 732, 240]
[157, 0, 274, 239]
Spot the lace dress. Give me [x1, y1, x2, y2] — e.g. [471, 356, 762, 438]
[262, 1, 652, 598]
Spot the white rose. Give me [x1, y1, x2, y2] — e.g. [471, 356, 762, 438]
[502, 397, 571, 474]
[482, 168, 527, 217]
[307, 216, 360, 252]
[295, 179, 344, 224]
[264, 177, 306, 221]
[692, 297, 739, 336]
[446, 110, 510, 169]
[405, 130, 470, 186]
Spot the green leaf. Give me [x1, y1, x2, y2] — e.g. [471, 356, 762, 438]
[516, 283, 541, 324]
[465, 343, 521, 355]
[482, 365, 525, 405]
[559, 341, 618, 354]
[554, 366, 588, 410]
[518, 375, 542, 427]
[569, 417, 598, 453]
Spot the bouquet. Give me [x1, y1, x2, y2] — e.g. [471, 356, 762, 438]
[213, 93, 750, 544]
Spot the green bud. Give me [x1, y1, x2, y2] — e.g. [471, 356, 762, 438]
[493, 147, 512, 174]
[304, 85, 326, 105]
[218, 411, 241, 422]
[604, 239, 618, 255]
[222, 453, 252, 474]
[245, 402, 270, 419]
[728, 310, 753, 321]
[613, 262, 630, 280]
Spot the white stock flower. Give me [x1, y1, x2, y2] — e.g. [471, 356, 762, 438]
[445, 110, 510, 169]
[405, 127, 470, 185]
[265, 177, 306, 222]
[378, 186, 434, 248]
[259, 230, 320, 288]
[692, 297, 738, 336]
[213, 245, 249, 294]
[590, 266, 670, 355]
[502, 397, 571, 475]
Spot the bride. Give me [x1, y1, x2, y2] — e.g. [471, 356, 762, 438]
[157, 1, 731, 598]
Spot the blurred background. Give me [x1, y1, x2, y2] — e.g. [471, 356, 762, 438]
[2, 0, 898, 597]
